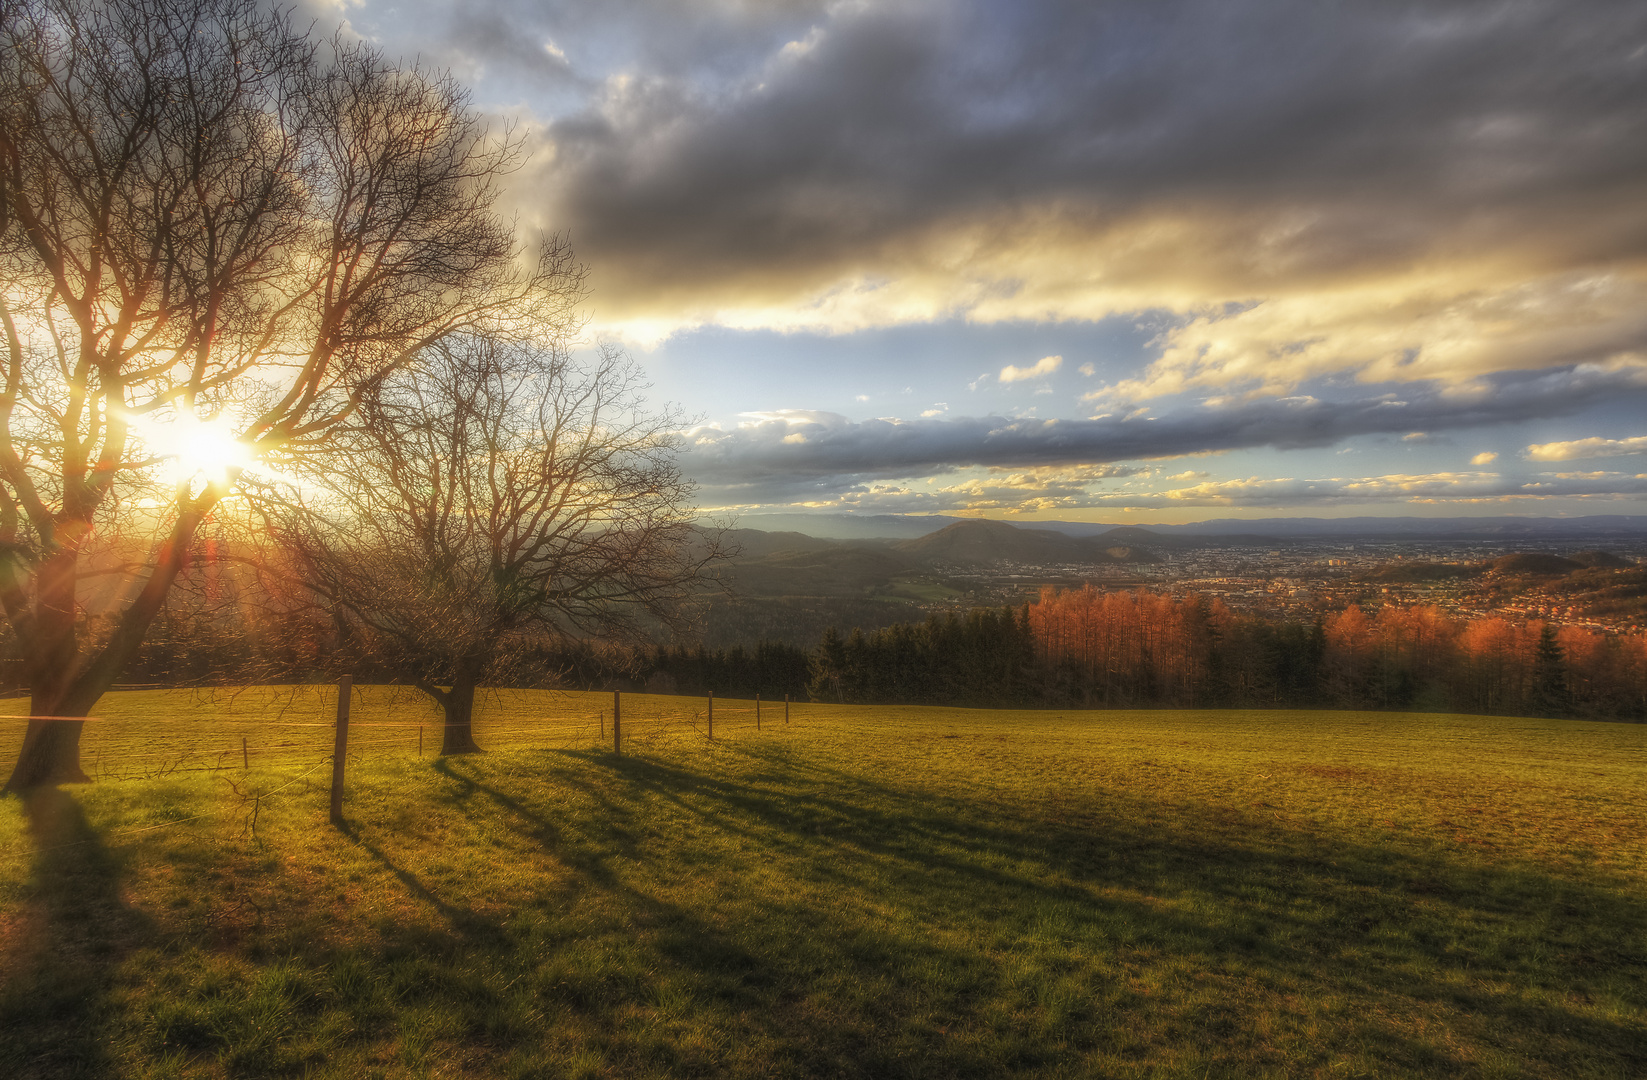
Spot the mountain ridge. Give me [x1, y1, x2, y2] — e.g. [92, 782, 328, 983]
[895, 519, 1162, 565]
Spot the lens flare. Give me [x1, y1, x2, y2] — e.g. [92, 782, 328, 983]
[153, 413, 254, 491]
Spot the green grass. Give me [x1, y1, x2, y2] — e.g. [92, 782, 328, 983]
[2, 691, 1644, 1078]
[881, 575, 965, 603]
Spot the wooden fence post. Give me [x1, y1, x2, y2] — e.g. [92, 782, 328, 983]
[330, 675, 352, 827]
[707, 691, 714, 740]
[613, 691, 622, 755]
[242, 736, 248, 771]
[785, 694, 790, 724]
[756, 693, 761, 730]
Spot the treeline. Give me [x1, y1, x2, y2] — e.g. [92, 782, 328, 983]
[809, 586, 1647, 721]
[808, 608, 1037, 707]
[70, 583, 1647, 721]
[97, 620, 816, 703]
[543, 641, 812, 700]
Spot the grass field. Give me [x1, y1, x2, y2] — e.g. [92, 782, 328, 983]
[2, 689, 1644, 1079]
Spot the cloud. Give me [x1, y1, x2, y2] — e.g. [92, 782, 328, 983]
[338, 0, 1647, 505]
[1088, 278, 1647, 404]
[1525, 434, 1647, 461]
[1141, 472, 1507, 507]
[1516, 473, 1647, 497]
[451, 0, 1647, 386]
[998, 355, 1062, 383]
[1082, 471, 1647, 509]
[699, 464, 1647, 515]
[1471, 451, 1499, 465]
[697, 463, 1139, 516]
[683, 360, 1647, 503]
[928, 465, 1146, 515]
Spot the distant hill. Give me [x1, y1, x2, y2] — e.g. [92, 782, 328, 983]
[1570, 550, 1635, 569]
[710, 518, 1167, 603]
[699, 527, 841, 560]
[1092, 526, 1285, 550]
[897, 520, 1075, 563]
[1364, 550, 1637, 582]
[1489, 553, 1585, 576]
[716, 545, 921, 597]
[715, 513, 964, 540]
[1093, 526, 1178, 547]
[1365, 561, 1480, 583]
[897, 519, 1161, 566]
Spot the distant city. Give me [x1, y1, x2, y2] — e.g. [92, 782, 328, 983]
[701, 515, 1647, 646]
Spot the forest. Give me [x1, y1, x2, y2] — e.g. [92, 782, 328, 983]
[100, 582, 1647, 722]
[798, 586, 1647, 720]
[591, 586, 1647, 721]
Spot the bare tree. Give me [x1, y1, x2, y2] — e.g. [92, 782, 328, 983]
[0, 0, 577, 788]
[252, 335, 716, 753]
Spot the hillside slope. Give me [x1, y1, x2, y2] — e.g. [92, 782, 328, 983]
[897, 519, 1161, 565]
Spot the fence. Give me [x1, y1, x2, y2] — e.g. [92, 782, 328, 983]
[0, 685, 808, 825]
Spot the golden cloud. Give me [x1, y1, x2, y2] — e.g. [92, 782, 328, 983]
[1525, 435, 1647, 461]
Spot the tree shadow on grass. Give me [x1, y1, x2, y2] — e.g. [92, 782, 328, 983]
[465, 744, 1647, 1078]
[337, 817, 513, 951]
[428, 755, 776, 990]
[0, 789, 151, 1080]
[312, 757, 816, 1076]
[144, 743, 1641, 1079]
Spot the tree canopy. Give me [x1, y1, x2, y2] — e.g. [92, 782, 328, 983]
[1, 0, 577, 787]
[255, 336, 715, 754]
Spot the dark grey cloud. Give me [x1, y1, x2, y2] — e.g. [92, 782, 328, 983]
[316, 0, 1647, 402]
[684, 361, 1647, 500]
[505, 0, 1647, 300]
[324, 0, 834, 100]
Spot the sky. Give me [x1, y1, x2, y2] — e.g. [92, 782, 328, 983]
[308, 0, 1647, 523]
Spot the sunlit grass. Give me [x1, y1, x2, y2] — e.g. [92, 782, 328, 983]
[2, 692, 1644, 1078]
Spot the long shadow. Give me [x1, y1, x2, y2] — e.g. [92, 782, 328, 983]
[338, 818, 512, 951]
[294, 756, 818, 1072]
[430, 755, 887, 1070]
[0, 789, 152, 1080]
[433, 756, 779, 980]
[720, 736, 1646, 924]
[495, 744, 1647, 1075]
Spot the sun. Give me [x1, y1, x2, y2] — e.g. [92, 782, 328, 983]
[153, 413, 255, 491]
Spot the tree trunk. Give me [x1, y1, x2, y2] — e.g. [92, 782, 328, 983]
[6, 714, 90, 787]
[6, 540, 90, 788]
[439, 678, 483, 756]
[5, 509, 203, 791]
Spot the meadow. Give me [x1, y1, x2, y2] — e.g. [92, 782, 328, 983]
[1, 689, 1644, 1079]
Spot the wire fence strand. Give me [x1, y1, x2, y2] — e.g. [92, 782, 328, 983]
[2, 689, 807, 783]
